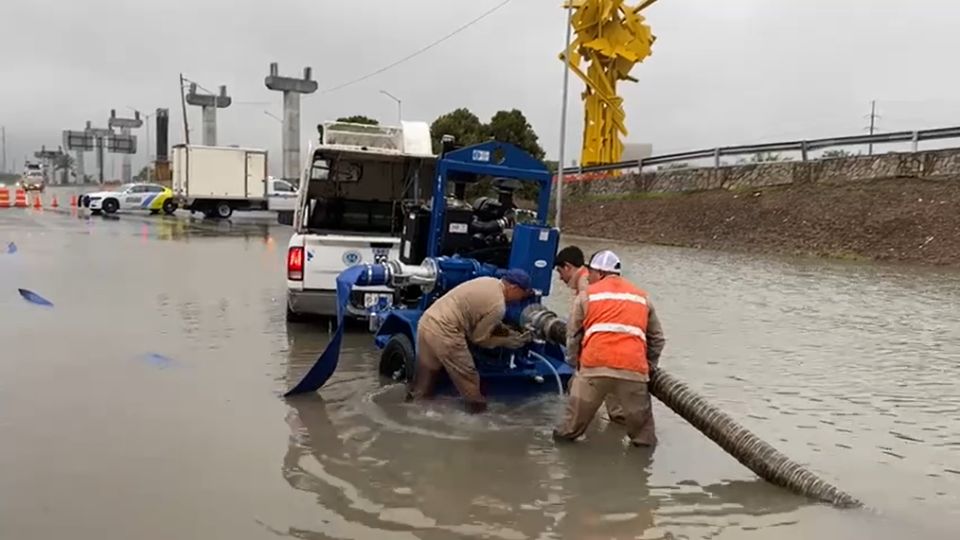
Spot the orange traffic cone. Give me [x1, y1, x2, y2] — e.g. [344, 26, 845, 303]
[69, 194, 78, 208]
[14, 189, 27, 208]
[51, 195, 59, 208]
[32, 194, 42, 209]
[0, 188, 9, 208]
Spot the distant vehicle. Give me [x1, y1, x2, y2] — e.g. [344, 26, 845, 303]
[19, 162, 45, 192]
[81, 182, 178, 215]
[171, 145, 297, 219]
[284, 120, 436, 321]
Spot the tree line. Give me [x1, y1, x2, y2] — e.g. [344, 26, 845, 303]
[336, 108, 557, 171]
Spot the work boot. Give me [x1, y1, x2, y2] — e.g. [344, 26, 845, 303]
[464, 400, 488, 414]
[628, 436, 657, 448]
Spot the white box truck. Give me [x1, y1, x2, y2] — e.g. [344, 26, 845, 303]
[172, 144, 297, 219]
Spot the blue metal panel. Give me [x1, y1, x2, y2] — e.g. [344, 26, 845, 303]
[441, 141, 550, 175]
[374, 310, 422, 350]
[418, 256, 501, 310]
[509, 224, 560, 296]
[432, 141, 554, 236]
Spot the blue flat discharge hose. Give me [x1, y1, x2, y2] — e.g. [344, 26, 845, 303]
[284, 265, 380, 397]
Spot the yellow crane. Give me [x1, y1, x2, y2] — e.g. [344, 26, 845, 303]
[560, 0, 658, 167]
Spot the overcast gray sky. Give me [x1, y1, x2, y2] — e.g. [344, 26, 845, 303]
[2, 0, 959, 177]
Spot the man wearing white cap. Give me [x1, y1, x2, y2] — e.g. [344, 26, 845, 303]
[554, 249, 666, 446]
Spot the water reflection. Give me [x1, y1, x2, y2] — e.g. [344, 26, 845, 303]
[147, 215, 275, 243]
[281, 323, 807, 539]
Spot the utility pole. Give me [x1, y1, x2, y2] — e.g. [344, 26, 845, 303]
[556, 0, 575, 232]
[179, 73, 191, 145]
[1, 126, 6, 173]
[866, 100, 880, 155]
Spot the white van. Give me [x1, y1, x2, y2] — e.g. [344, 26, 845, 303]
[284, 121, 435, 321]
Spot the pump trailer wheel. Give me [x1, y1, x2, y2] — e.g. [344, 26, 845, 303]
[379, 334, 415, 382]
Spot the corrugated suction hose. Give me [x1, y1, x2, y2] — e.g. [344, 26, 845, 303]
[651, 369, 861, 508]
[520, 304, 862, 508]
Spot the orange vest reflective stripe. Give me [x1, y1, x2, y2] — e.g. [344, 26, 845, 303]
[580, 276, 650, 374]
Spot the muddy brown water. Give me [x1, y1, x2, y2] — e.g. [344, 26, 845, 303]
[1, 197, 958, 539]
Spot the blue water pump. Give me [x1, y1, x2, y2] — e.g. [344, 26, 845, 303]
[285, 141, 575, 397]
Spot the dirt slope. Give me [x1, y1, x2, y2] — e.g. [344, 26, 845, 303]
[561, 177, 960, 265]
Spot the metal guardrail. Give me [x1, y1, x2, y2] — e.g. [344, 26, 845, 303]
[561, 126, 960, 175]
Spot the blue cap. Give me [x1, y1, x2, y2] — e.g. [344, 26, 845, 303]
[501, 268, 532, 291]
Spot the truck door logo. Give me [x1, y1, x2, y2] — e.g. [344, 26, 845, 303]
[343, 250, 362, 265]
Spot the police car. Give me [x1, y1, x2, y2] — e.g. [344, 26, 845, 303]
[81, 183, 179, 215]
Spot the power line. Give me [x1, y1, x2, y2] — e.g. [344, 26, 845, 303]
[321, 0, 514, 94]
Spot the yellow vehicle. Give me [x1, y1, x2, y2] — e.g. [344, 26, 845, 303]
[80, 182, 178, 215]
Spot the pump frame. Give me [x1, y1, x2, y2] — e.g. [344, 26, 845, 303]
[370, 141, 573, 396]
[426, 141, 553, 259]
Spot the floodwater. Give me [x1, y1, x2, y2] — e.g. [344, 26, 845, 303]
[1, 191, 959, 539]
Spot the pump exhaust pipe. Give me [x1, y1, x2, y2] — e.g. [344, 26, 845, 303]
[520, 305, 862, 508]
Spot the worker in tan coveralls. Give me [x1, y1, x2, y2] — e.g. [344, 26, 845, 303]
[554, 245, 594, 365]
[407, 269, 535, 413]
[554, 250, 666, 446]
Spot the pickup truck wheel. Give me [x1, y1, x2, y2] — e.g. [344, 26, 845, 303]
[215, 201, 233, 219]
[379, 334, 415, 382]
[102, 198, 119, 214]
[162, 199, 178, 215]
[286, 303, 308, 323]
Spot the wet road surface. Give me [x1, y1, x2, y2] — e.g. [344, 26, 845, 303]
[1, 191, 959, 539]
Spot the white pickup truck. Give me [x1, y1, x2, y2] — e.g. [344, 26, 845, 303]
[172, 144, 297, 219]
[284, 121, 435, 322]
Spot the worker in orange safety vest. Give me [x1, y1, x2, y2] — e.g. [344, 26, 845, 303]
[555, 245, 628, 424]
[553, 249, 666, 446]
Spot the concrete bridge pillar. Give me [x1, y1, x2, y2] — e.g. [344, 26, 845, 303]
[265, 63, 318, 183]
[185, 84, 232, 146]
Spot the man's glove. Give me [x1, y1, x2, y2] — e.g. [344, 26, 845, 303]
[490, 324, 511, 337]
[502, 330, 533, 349]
